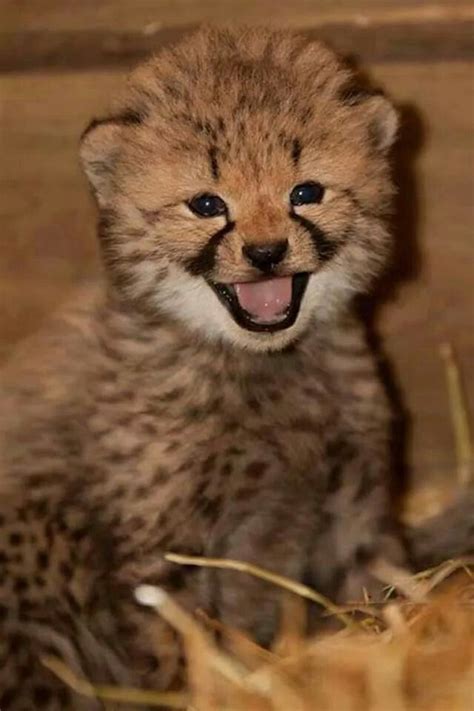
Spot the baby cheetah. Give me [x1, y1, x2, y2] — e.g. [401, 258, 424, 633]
[0, 26, 472, 710]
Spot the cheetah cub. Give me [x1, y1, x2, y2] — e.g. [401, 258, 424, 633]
[1, 27, 471, 710]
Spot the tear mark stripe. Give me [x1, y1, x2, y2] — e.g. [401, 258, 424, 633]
[185, 221, 236, 276]
[289, 212, 337, 262]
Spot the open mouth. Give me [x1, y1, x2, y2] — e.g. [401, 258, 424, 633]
[209, 273, 310, 333]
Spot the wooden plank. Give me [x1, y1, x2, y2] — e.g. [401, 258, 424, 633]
[1, 15, 473, 72]
[3, 2, 472, 32]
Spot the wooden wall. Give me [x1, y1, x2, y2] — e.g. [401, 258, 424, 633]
[1, 2, 473, 499]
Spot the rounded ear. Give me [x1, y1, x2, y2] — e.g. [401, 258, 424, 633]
[365, 94, 399, 152]
[79, 119, 123, 205]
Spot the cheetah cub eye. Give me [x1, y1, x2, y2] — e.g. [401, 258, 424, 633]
[188, 193, 227, 218]
[290, 181, 325, 207]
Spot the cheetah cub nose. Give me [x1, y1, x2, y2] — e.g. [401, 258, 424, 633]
[242, 240, 288, 272]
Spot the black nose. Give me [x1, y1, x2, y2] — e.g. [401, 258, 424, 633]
[242, 240, 288, 272]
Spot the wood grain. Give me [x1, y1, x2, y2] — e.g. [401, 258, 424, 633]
[1, 2, 473, 71]
[0, 19, 473, 72]
[2, 1, 472, 31]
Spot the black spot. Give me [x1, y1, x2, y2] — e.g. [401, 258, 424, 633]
[56, 515, 68, 533]
[327, 462, 344, 494]
[33, 685, 53, 707]
[71, 526, 88, 542]
[208, 145, 220, 181]
[0, 603, 8, 620]
[64, 589, 81, 615]
[289, 212, 337, 262]
[158, 511, 169, 529]
[160, 386, 184, 402]
[319, 510, 336, 529]
[354, 546, 374, 565]
[27, 473, 56, 487]
[60, 561, 73, 581]
[188, 406, 205, 420]
[114, 484, 126, 498]
[200, 495, 221, 522]
[18, 599, 34, 620]
[223, 419, 239, 433]
[185, 221, 236, 276]
[226, 446, 245, 457]
[220, 462, 232, 477]
[31, 499, 49, 518]
[141, 653, 161, 673]
[291, 138, 302, 166]
[205, 121, 218, 141]
[36, 550, 49, 570]
[153, 467, 169, 486]
[103, 450, 133, 465]
[247, 397, 262, 414]
[13, 577, 29, 593]
[245, 461, 268, 480]
[164, 82, 180, 100]
[9, 532, 23, 546]
[0, 550, 9, 565]
[194, 480, 207, 498]
[201, 453, 217, 475]
[354, 474, 377, 502]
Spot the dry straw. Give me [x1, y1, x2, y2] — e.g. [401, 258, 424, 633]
[43, 558, 474, 710]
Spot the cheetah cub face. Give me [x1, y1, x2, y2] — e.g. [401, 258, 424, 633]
[81, 28, 398, 352]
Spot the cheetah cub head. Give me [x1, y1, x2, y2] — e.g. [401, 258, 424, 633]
[80, 28, 398, 352]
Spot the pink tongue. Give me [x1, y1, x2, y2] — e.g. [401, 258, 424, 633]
[234, 277, 292, 322]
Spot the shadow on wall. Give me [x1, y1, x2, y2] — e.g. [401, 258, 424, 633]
[360, 102, 425, 510]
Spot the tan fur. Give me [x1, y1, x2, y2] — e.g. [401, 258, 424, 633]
[0, 27, 409, 709]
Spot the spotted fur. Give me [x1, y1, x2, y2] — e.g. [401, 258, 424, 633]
[1, 27, 471, 709]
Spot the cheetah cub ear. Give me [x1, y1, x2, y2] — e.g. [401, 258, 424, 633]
[79, 111, 141, 205]
[341, 86, 399, 152]
[365, 93, 399, 151]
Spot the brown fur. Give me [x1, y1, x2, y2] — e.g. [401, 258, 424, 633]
[1, 27, 467, 710]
